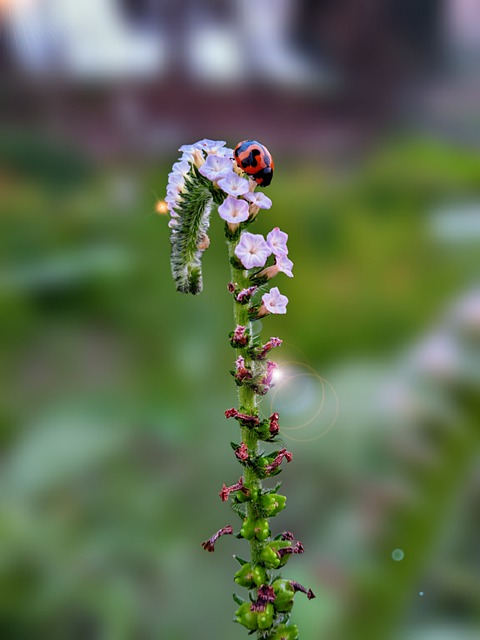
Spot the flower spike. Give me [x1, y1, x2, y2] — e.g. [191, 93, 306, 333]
[165, 139, 314, 637]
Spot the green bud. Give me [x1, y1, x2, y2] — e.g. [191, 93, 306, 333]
[253, 517, 271, 541]
[234, 490, 250, 504]
[259, 540, 293, 569]
[254, 422, 271, 440]
[271, 579, 294, 612]
[259, 544, 281, 569]
[259, 493, 287, 516]
[252, 565, 268, 587]
[234, 563, 268, 589]
[240, 517, 270, 541]
[270, 623, 299, 640]
[235, 603, 258, 631]
[239, 517, 256, 540]
[257, 603, 275, 630]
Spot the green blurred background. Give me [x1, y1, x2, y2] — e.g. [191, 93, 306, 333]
[1, 2, 480, 639]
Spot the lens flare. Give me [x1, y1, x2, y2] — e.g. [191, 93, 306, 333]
[155, 200, 169, 215]
[268, 361, 339, 443]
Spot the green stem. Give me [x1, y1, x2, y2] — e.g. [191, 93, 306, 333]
[227, 237, 262, 564]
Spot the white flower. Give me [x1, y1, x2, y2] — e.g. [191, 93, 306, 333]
[262, 287, 289, 314]
[243, 191, 272, 210]
[267, 227, 289, 256]
[216, 146, 234, 158]
[167, 171, 185, 190]
[256, 254, 294, 280]
[198, 154, 234, 181]
[235, 232, 272, 269]
[165, 192, 180, 210]
[178, 144, 196, 154]
[178, 144, 197, 163]
[276, 254, 294, 277]
[193, 139, 226, 153]
[217, 173, 250, 197]
[171, 160, 191, 177]
[218, 197, 250, 224]
[167, 184, 182, 199]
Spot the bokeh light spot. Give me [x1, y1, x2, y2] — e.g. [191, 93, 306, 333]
[392, 548, 405, 561]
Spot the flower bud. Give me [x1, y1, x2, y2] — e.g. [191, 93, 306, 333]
[271, 579, 295, 612]
[234, 563, 268, 589]
[256, 603, 274, 630]
[271, 623, 299, 640]
[234, 603, 258, 631]
[258, 493, 287, 516]
[240, 516, 270, 541]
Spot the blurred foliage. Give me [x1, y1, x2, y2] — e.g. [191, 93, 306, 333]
[0, 131, 479, 639]
[0, 131, 93, 191]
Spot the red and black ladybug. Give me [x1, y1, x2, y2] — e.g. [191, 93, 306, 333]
[234, 140, 274, 187]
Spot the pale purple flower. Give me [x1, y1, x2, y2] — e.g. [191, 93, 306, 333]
[243, 191, 272, 210]
[193, 139, 226, 153]
[218, 197, 250, 224]
[178, 143, 196, 154]
[166, 185, 181, 200]
[178, 144, 197, 163]
[198, 154, 234, 181]
[171, 160, 191, 177]
[235, 232, 272, 269]
[216, 146, 234, 158]
[276, 254, 294, 278]
[217, 173, 250, 197]
[262, 287, 289, 314]
[267, 227, 289, 256]
[167, 172, 185, 190]
[165, 190, 182, 215]
[165, 191, 179, 205]
[255, 255, 293, 281]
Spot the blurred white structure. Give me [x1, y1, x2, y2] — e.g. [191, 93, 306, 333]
[3, 0, 167, 79]
[3, 0, 325, 87]
[232, 0, 320, 87]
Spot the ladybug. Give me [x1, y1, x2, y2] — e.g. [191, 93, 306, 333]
[234, 140, 274, 187]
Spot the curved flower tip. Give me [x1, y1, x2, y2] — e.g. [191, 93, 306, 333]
[235, 232, 272, 269]
[261, 287, 289, 315]
[167, 146, 217, 294]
